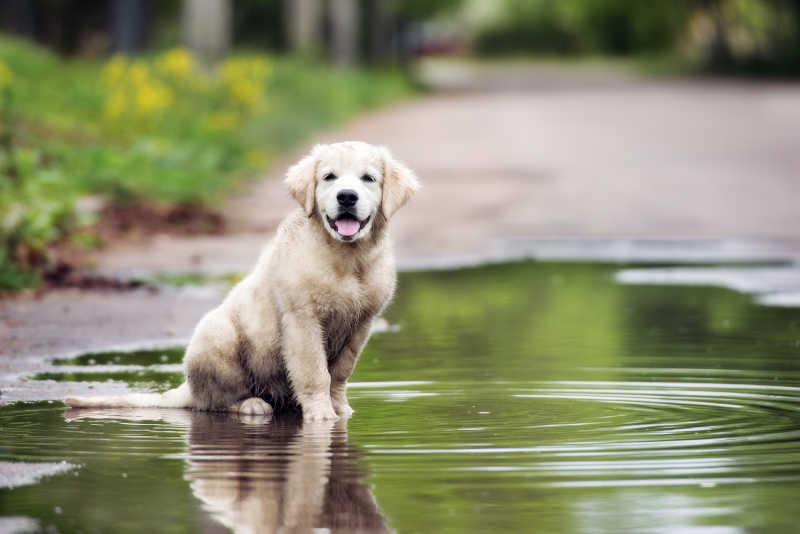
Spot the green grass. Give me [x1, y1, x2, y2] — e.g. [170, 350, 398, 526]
[148, 271, 243, 288]
[0, 36, 415, 290]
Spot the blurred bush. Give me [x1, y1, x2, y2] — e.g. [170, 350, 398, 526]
[0, 147, 76, 289]
[474, 1, 691, 56]
[472, 0, 800, 75]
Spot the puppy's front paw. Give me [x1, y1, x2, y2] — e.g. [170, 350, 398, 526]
[237, 397, 273, 416]
[332, 400, 354, 418]
[303, 401, 339, 422]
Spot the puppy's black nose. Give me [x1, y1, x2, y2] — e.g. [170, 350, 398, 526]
[337, 189, 358, 207]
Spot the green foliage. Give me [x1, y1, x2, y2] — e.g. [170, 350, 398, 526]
[475, 0, 691, 56]
[472, 0, 800, 74]
[388, 0, 463, 20]
[567, 0, 691, 54]
[0, 247, 38, 290]
[0, 147, 77, 289]
[0, 35, 415, 290]
[706, 0, 800, 75]
[476, 2, 578, 55]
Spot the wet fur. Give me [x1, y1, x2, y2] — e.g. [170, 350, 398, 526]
[66, 142, 419, 421]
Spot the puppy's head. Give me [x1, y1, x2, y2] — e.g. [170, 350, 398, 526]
[285, 142, 419, 243]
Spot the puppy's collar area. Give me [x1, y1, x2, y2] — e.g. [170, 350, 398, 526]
[326, 213, 371, 241]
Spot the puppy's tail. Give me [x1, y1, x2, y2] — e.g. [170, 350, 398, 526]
[65, 381, 194, 409]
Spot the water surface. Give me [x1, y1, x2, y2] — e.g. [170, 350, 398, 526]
[2, 261, 800, 533]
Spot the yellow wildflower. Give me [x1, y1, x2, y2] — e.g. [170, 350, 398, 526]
[246, 148, 269, 168]
[128, 60, 152, 88]
[104, 90, 127, 120]
[248, 57, 271, 81]
[230, 79, 261, 108]
[220, 56, 271, 84]
[0, 60, 14, 89]
[135, 82, 173, 115]
[219, 59, 243, 85]
[102, 55, 128, 87]
[218, 56, 270, 112]
[156, 48, 196, 80]
[206, 111, 241, 131]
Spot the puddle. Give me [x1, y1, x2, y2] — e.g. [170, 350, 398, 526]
[27, 347, 187, 393]
[51, 347, 184, 367]
[3, 261, 800, 533]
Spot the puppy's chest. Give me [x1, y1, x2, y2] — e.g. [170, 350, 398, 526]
[312, 269, 389, 318]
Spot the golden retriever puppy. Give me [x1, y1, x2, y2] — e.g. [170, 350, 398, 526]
[67, 141, 419, 421]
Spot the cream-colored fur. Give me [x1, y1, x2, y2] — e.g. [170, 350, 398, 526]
[66, 142, 419, 421]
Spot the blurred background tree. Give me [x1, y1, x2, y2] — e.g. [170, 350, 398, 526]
[0, 0, 458, 66]
[0, 0, 797, 75]
[467, 0, 800, 75]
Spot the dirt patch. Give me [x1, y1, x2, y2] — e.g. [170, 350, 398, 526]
[23, 202, 228, 294]
[41, 262, 155, 292]
[96, 202, 226, 239]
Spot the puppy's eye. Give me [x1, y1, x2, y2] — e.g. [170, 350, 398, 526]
[323, 173, 337, 182]
[361, 174, 375, 183]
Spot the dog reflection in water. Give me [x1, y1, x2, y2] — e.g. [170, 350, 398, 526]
[65, 408, 390, 533]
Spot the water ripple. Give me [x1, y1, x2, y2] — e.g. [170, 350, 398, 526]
[357, 379, 800, 488]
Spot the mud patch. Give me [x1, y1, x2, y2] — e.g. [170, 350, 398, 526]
[94, 202, 226, 240]
[42, 262, 155, 292]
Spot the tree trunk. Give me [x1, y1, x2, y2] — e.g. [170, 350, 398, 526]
[286, 0, 322, 53]
[365, 0, 392, 64]
[113, 0, 145, 54]
[705, 0, 733, 70]
[182, 0, 232, 66]
[330, 0, 359, 67]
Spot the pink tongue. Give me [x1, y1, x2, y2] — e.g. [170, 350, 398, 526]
[336, 218, 360, 237]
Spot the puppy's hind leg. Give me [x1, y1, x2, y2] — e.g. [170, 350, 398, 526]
[184, 311, 252, 412]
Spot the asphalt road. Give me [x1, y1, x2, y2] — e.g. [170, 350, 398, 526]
[98, 73, 800, 274]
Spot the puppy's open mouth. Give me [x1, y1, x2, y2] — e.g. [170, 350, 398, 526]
[326, 214, 370, 240]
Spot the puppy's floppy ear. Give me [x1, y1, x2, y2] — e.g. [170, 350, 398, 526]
[380, 147, 420, 220]
[285, 146, 320, 215]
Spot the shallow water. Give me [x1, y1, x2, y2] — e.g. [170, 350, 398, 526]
[3, 261, 800, 533]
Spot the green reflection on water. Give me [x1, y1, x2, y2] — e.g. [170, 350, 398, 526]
[51, 347, 184, 367]
[2, 261, 800, 533]
[31, 371, 184, 392]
